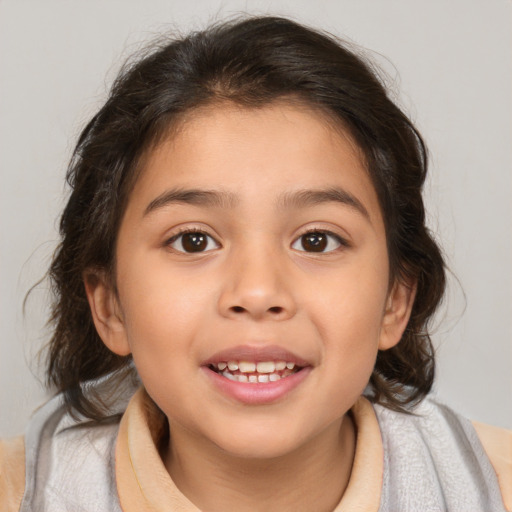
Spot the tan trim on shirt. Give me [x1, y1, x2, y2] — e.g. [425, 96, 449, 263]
[473, 420, 512, 512]
[116, 390, 382, 512]
[333, 397, 382, 512]
[4, 392, 509, 512]
[0, 436, 25, 512]
[116, 388, 200, 511]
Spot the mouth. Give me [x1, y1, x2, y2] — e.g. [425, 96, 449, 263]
[202, 346, 312, 404]
[208, 360, 302, 384]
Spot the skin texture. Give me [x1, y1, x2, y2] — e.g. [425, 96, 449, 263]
[85, 102, 415, 512]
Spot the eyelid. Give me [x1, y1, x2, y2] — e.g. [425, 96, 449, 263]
[163, 223, 221, 244]
[165, 227, 221, 253]
[291, 227, 350, 253]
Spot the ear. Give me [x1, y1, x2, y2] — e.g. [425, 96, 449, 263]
[378, 278, 416, 351]
[83, 270, 131, 356]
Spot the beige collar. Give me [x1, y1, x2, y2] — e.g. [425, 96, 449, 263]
[116, 388, 383, 512]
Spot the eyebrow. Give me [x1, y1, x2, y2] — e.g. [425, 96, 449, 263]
[277, 188, 369, 219]
[144, 186, 369, 220]
[144, 188, 239, 216]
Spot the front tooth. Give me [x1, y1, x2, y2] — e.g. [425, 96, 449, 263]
[227, 361, 238, 371]
[217, 362, 227, 371]
[239, 361, 256, 373]
[248, 375, 258, 383]
[258, 374, 269, 383]
[222, 371, 237, 381]
[237, 374, 248, 383]
[275, 361, 286, 371]
[286, 362, 295, 370]
[256, 361, 275, 373]
[269, 373, 281, 382]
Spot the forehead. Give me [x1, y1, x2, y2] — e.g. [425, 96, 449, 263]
[128, 102, 383, 227]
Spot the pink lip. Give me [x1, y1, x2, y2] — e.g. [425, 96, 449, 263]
[201, 344, 313, 405]
[202, 344, 311, 366]
[202, 365, 312, 405]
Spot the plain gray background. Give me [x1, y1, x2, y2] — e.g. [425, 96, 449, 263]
[1, 0, 511, 437]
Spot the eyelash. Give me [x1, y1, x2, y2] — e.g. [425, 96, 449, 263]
[291, 229, 349, 254]
[166, 228, 220, 254]
[165, 228, 349, 254]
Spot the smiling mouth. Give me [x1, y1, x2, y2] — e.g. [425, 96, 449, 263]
[208, 360, 302, 383]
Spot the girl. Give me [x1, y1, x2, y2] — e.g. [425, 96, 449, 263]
[1, 16, 510, 512]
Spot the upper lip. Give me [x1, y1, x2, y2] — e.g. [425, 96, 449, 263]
[202, 345, 311, 367]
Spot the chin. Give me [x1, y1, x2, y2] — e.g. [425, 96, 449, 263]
[209, 420, 311, 460]
[219, 438, 300, 460]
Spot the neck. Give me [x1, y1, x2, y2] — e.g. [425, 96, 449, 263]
[163, 413, 356, 512]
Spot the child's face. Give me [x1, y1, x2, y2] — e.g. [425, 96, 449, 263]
[88, 102, 413, 459]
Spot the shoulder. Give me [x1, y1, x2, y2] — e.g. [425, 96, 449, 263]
[1, 375, 139, 511]
[20, 393, 123, 511]
[373, 397, 512, 512]
[0, 436, 25, 512]
[473, 420, 512, 512]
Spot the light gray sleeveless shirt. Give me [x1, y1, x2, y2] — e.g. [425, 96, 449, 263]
[19, 392, 506, 512]
[373, 399, 507, 511]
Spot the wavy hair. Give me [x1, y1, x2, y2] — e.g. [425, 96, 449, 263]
[46, 16, 446, 419]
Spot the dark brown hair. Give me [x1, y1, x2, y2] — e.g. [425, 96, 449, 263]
[46, 16, 445, 419]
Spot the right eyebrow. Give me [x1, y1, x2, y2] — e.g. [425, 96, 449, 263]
[143, 188, 239, 217]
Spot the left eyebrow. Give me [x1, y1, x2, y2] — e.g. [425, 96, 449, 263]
[277, 187, 370, 220]
[144, 188, 239, 216]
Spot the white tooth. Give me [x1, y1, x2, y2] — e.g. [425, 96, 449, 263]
[222, 371, 237, 381]
[227, 361, 239, 371]
[237, 374, 248, 383]
[258, 374, 269, 383]
[239, 361, 256, 373]
[217, 362, 227, 371]
[256, 361, 275, 373]
[269, 373, 281, 382]
[275, 361, 286, 371]
[249, 375, 258, 383]
[286, 362, 295, 370]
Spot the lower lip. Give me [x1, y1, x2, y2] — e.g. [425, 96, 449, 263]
[202, 367, 312, 405]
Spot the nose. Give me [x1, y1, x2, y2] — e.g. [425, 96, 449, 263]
[217, 244, 297, 321]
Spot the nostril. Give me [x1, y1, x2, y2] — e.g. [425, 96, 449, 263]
[229, 305, 284, 315]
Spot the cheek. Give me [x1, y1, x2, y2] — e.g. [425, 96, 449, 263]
[320, 297, 383, 375]
[116, 253, 219, 362]
[117, 262, 216, 410]
[303, 259, 388, 380]
[306, 264, 388, 340]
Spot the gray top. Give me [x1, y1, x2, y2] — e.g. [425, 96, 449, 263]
[375, 398, 506, 511]
[19, 386, 506, 512]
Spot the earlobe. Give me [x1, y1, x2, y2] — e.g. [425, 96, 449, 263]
[378, 279, 416, 351]
[83, 270, 131, 356]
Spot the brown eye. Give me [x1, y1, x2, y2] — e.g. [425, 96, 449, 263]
[302, 232, 327, 252]
[292, 231, 344, 253]
[168, 231, 219, 253]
